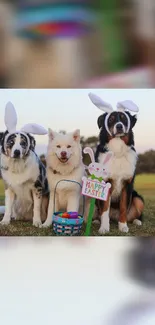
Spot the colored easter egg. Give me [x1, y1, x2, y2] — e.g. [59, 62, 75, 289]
[62, 212, 70, 218]
[68, 212, 79, 219]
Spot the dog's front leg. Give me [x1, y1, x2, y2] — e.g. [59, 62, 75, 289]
[41, 193, 57, 228]
[0, 188, 15, 225]
[118, 185, 129, 233]
[32, 190, 42, 227]
[98, 194, 111, 235]
[67, 193, 80, 212]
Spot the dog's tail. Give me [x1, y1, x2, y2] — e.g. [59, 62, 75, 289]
[0, 206, 5, 215]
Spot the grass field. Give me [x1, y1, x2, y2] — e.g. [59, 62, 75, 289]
[0, 174, 154, 236]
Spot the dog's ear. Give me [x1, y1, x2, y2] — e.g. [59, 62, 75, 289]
[0, 132, 4, 145]
[131, 114, 137, 128]
[29, 135, 36, 151]
[126, 111, 137, 129]
[48, 128, 57, 141]
[97, 113, 107, 129]
[73, 129, 80, 142]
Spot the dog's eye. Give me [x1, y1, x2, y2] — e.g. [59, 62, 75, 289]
[57, 145, 61, 148]
[67, 145, 71, 148]
[120, 114, 125, 120]
[8, 140, 14, 146]
[109, 115, 115, 123]
[21, 141, 26, 147]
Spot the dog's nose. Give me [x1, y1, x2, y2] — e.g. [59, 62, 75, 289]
[14, 149, 20, 158]
[116, 123, 123, 131]
[61, 151, 67, 158]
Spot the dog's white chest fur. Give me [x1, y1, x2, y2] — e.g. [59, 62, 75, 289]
[47, 165, 84, 209]
[1, 152, 39, 197]
[98, 138, 137, 200]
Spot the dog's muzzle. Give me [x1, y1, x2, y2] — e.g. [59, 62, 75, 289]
[13, 149, 21, 158]
[113, 122, 126, 136]
[57, 151, 69, 163]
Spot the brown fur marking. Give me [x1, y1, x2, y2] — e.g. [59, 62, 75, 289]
[119, 184, 127, 223]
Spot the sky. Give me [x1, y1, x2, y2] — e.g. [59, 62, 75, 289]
[0, 89, 154, 154]
[1, 237, 155, 325]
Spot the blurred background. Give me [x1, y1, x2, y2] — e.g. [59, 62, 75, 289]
[0, 0, 155, 88]
[0, 237, 155, 325]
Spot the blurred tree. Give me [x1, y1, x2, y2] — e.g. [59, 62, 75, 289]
[59, 130, 66, 134]
[136, 150, 155, 174]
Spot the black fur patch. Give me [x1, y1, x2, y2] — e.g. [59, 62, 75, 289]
[0, 132, 4, 144]
[27, 134, 36, 151]
[0, 131, 8, 152]
[34, 157, 49, 196]
[6, 134, 17, 149]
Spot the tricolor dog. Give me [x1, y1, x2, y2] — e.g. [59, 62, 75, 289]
[0, 102, 49, 226]
[88, 93, 144, 234]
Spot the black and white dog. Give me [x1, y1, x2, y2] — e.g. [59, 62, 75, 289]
[88, 93, 144, 234]
[0, 102, 49, 226]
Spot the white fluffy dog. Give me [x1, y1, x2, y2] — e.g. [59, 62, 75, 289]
[42, 129, 85, 228]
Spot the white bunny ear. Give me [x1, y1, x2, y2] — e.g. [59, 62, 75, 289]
[117, 100, 139, 113]
[83, 147, 95, 162]
[103, 152, 113, 165]
[5, 101, 17, 133]
[20, 123, 48, 135]
[88, 92, 113, 113]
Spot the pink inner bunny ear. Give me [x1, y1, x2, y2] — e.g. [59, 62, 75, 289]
[20, 123, 47, 135]
[5, 102, 17, 133]
[103, 152, 113, 165]
[83, 147, 95, 162]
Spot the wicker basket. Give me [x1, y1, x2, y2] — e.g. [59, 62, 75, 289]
[52, 180, 84, 236]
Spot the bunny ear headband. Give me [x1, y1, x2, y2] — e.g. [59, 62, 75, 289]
[4, 102, 47, 148]
[88, 93, 139, 135]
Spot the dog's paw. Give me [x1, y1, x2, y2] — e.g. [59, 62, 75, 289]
[40, 222, 52, 228]
[99, 212, 110, 235]
[33, 219, 42, 227]
[0, 219, 10, 226]
[98, 225, 110, 235]
[118, 222, 129, 233]
[133, 219, 142, 226]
